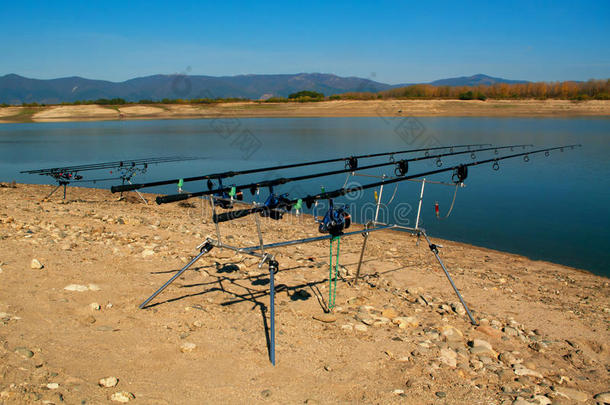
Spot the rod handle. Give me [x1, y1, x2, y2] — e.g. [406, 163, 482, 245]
[111, 184, 140, 193]
[213, 208, 258, 223]
[156, 193, 192, 204]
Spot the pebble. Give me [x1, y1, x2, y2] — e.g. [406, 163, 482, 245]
[381, 308, 398, 319]
[141, 249, 155, 258]
[88, 284, 101, 291]
[313, 313, 336, 323]
[441, 325, 463, 342]
[503, 326, 519, 337]
[30, 259, 44, 269]
[46, 383, 59, 390]
[99, 376, 119, 388]
[392, 316, 418, 328]
[180, 342, 197, 353]
[261, 389, 272, 398]
[469, 339, 493, 351]
[435, 391, 447, 398]
[438, 348, 457, 368]
[393, 389, 405, 395]
[341, 324, 353, 331]
[110, 391, 135, 403]
[89, 303, 101, 311]
[532, 395, 551, 405]
[553, 387, 589, 402]
[450, 302, 466, 316]
[14, 347, 34, 358]
[64, 284, 90, 292]
[476, 325, 502, 339]
[354, 324, 368, 332]
[499, 351, 518, 366]
[513, 365, 542, 379]
[594, 392, 610, 404]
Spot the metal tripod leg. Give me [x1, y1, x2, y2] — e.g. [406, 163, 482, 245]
[45, 184, 62, 200]
[139, 242, 214, 309]
[354, 222, 372, 284]
[422, 231, 477, 325]
[127, 180, 148, 204]
[268, 259, 278, 365]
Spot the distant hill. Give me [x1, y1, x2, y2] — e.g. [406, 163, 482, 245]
[0, 72, 529, 104]
[427, 73, 528, 87]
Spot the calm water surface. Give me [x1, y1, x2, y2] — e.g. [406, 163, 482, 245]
[0, 117, 608, 277]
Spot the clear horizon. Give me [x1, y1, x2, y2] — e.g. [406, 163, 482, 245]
[1, 1, 609, 84]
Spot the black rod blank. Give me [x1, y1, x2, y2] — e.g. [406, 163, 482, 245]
[111, 143, 492, 194]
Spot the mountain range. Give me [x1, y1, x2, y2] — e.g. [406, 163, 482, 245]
[0, 73, 528, 104]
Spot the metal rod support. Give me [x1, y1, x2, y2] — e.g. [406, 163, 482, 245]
[268, 259, 278, 365]
[421, 231, 477, 325]
[139, 242, 214, 309]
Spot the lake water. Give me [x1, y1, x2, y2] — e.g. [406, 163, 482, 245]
[1, 117, 608, 277]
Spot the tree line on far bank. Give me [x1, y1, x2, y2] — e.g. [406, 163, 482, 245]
[6, 79, 609, 107]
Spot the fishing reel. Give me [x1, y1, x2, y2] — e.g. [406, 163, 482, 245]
[318, 199, 351, 237]
[345, 156, 358, 171]
[260, 192, 292, 220]
[394, 159, 409, 177]
[452, 164, 468, 184]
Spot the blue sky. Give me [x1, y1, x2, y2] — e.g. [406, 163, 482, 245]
[1, 0, 609, 83]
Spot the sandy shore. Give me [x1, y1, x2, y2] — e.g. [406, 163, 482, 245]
[0, 100, 609, 123]
[0, 183, 608, 404]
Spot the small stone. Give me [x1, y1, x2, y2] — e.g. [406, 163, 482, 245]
[438, 348, 457, 368]
[14, 347, 34, 358]
[392, 316, 418, 328]
[450, 302, 466, 316]
[31, 259, 44, 269]
[46, 383, 59, 390]
[441, 325, 463, 342]
[476, 324, 502, 338]
[594, 392, 610, 404]
[469, 339, 493, 351]
[313, 313, 336, 323]
[435, 391, 447, 398]
[532, 395, 551, 405]
[513, 365, 542, 379]
[141, 249, 155, 258]
[89, 303, 101, 311]
[64, 284, 89, 292]
[393, 389, 405, 395]
[110, 391, 135, 403]
[553, 387, 589, 402]
[88, 284, 101, 291]
[499, 352, 518, 366]
[98, 376, 119, 388]
[341, 324, 353, 331]
[354, 324, 368, 332]
[180, 342, 197, 353]
[503, 326, 519, 337]
[261, 389, 272, 398]
[382, 308, 398, 319]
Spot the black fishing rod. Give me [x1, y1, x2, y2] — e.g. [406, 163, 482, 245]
[110, 143, 492, 194]
[21, 156, 201, 175]
[212, 144, 581, 224]
[155, 144, 530, 205]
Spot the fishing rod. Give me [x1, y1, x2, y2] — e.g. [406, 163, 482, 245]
[21, 156, 204, 200]
[21, 156, 202, 175]
[110, 143, 492, 194]
[212, 144, 581, 226]
[155, 144, 531, 206]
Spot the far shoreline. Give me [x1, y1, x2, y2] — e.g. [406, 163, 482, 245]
[1, 99, 610, 123]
